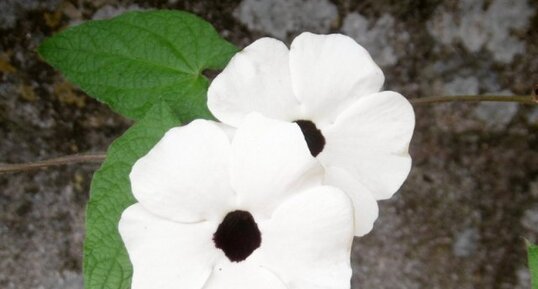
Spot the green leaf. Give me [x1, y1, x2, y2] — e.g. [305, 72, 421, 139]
[84, 103, 180, 289]
[529, 241, 538, 289]
[38, 10, 237, 121]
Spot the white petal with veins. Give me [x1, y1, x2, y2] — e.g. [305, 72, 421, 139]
[251, 186, 353, 289]
[289, 32, 384, 127]
[204, 262, 288, 289]
[324, 166, 379, 236]
[119, 204, 222, 289]
[320, 91, 414, 200]
[231, 113, 323, 219]
[130, 120, 235, 223]
[208, 37, 302, 127]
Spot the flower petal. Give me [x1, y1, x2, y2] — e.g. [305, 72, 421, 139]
[230, 113, 323, 219]
[119, 204, 222, 289]
[324, 167, 379, 236]
[130, 120, 235, 223]
[213, 121, 237, 141]
[204, 262, 288, 289]
[251, 186, 354, 289]
[320, 91, 415, 200]
[208, 37, 301, 127]
[289, 32, 384, 126]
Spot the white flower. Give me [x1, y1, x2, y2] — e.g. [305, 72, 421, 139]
[119, 113, 354, 289]
[208, 32, 415, 236]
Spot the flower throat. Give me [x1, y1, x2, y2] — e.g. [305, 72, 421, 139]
[213, 210, 261, 262]
[294, 120, 325, 157]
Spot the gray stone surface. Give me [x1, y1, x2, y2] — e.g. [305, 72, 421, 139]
[474, 91, 519, 131]
[342, 13, 410, 67]
[92, 4, 143, 21]
[1, 0, 537, 289]
[234, 0, 338, 39]
[427, 0, 535, 63]
[0, 0, 61, 30]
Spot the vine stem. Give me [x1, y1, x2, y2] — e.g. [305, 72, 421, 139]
[1, 94, 537, 174]
[0, 153, 106, 174]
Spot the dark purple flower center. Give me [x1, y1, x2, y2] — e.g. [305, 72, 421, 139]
[213, 210, 261, 262]
[294, 120, 325, 157]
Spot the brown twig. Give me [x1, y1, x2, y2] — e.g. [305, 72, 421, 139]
[410, 95, 538, 105]
[1, 93, 537, 174]
[0, 153, 106, 174]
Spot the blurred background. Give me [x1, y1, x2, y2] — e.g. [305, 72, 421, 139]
[1, 0, 537, 288]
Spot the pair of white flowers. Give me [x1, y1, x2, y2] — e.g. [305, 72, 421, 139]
[119, 32, 415, 289]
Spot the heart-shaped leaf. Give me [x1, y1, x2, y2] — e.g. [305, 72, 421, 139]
[39, 10, 237, 121]
[84, 103, 180, 289]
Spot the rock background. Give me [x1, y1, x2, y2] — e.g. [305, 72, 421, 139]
[1, 0, 537, 288]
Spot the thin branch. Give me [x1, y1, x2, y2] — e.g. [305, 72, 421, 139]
[410, 95, 538, 105]
[2, 92, 537, 174]
[0, 153, 106, 174]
